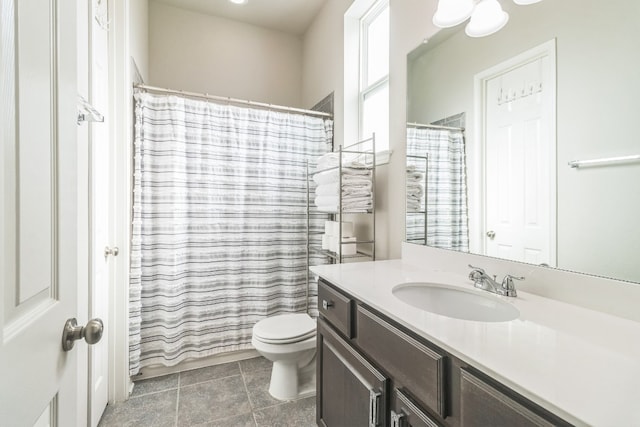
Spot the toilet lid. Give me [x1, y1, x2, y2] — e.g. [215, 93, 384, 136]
[253, 313, 316, 344]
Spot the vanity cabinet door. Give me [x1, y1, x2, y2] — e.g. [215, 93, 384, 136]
[317, 318, 388, 427]
[391, 389, 442, 427]
[355, 305, 446, 417]
[460, 369, 571, 427]
[318, 279, 354, 338]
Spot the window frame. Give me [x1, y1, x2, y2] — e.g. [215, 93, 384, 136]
[358, 0, 390, 156]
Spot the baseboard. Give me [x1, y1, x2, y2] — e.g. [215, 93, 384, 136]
[133, 349, 261, 381]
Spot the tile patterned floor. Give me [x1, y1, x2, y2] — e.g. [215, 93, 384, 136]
[98, 357, 316, 427]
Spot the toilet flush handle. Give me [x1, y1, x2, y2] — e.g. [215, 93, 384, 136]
[322, 300, 334, 310]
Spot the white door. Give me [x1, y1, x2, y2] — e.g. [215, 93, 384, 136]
[88, 0, 111, 424]
[0, 0, 86, 425]
[484, 49, 556, 266]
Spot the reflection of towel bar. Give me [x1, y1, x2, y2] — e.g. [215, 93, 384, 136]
[568, 155, 640, 169]
[77, 95, 104, 125]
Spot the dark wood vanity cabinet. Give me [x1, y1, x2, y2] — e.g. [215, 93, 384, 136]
[391, 388, 441, 427]
[317, 319, 388, 427]
[459, 368, 571, 427]
[355, 305, 446, 418]
[317, 278, 574, 427]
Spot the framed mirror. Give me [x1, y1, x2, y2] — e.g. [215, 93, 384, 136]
[406, 0, 640, 283]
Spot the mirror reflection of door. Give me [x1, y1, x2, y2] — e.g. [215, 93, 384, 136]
[480, 43, 556, 266]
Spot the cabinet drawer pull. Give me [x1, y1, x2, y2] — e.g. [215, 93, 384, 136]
[322, 299, 334, 310]
[369, 390, 381, 427]
[391, 410, 405, 427]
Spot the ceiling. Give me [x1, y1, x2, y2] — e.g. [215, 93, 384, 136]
[152, 0, 328, 36]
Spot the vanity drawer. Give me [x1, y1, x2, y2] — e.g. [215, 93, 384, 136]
[355, 305, 446, 417]
[318, 279, 353, 338]
[391, 388, 442, 427]
[460, 368, 571, 427]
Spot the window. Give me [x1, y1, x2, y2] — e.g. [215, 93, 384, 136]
[359, 1, 389, 156]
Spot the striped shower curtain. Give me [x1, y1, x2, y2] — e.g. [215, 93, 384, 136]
[129, 93, 332, 375]
[406, 127, 469, 251]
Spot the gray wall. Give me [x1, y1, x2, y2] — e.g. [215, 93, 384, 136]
[407, 0, 640, 283]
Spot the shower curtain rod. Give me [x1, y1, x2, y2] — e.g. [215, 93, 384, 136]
[407, 122, 465, 132]
[134, 84, 333, 119]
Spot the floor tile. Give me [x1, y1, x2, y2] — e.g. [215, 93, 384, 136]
[197, 412, 256, 427]
[131, 373, 179, 397]
[98, 389, 177, 427]
[239, 356, 272, 374]
[177, 375, 251, 427]
[253, 396, 316, 427]
[180, 361, 241, 387]
[242, 368, 281, 410]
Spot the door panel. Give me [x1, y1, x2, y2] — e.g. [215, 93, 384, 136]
[317, 319, 388, 427]
[485, 56, 554, 266]
[0, 0, 78, 425]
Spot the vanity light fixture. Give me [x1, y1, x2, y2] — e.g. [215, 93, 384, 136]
[465, 0, 509, 37]
[432, 0, 542, 37]
[229, 0, 248, 4]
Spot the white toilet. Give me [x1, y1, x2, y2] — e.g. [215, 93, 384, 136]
[251, 313, 317, 401]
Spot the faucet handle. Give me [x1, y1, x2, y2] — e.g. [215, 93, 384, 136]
[468, 265, 487, 283]
[501, 274, 524, 297]
[468, 264, 486, 274]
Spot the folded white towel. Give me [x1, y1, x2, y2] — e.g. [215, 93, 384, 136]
[316, 197, 373, 213]
[314, 168, 372, 185]
[407, 171, 424, 182]
[315, 195, 371, 206]
[316, 152, 371, 172]
[317, 205, 371, 214]
[316, 152, 340, 171]
[315, 181, 373, 196]
[407, 199, 421, 211]
[407, 183, 424, 197]
[343, 189, 372, 198]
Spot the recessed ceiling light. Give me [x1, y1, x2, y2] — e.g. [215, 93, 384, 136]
[229, 0, 248, 4]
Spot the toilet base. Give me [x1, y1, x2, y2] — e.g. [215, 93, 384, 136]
[268, 355, 316, 401]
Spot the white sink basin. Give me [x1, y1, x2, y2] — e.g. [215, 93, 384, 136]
[392, 282, 520, 322]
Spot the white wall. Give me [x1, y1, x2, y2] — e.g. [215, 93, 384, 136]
[149, 2, 303, 107]
[130, 0, 149, 82]
[407, 0, 640, 283]
[302, 0, 352, 147]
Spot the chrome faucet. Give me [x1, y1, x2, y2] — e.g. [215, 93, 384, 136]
[468, 265, 523, 297]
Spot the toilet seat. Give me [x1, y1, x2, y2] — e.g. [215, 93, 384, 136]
[253, 313, 316, 344]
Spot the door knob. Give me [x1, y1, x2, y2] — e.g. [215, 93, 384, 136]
[104, 246, 119, 258]
[486, 230, 496, 239]
[62, 318, 104, 351]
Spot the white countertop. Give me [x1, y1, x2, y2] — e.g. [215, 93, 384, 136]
[310, 259, 640, 427]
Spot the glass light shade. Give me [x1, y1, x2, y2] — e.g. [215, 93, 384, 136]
[513, 0, 542, 4]
[433, 0, 475, 28]
[465, 0, 509, 37]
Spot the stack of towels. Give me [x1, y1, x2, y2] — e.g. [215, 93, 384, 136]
[313, 152, 373, 213]
[322, 221, 357, 255]
[406, 165, 425, 212]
